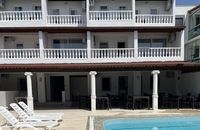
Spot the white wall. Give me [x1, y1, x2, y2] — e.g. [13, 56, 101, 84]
[91, 0, 132, 11]
[48, 1, 85, 15]
[0, 0, 41, 11]
[136, 1, 172, 14]
[2, 33, 39, 49]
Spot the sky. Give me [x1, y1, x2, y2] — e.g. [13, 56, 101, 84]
[177, 0, 200, 5]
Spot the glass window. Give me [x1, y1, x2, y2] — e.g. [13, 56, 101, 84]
[34, 6, 41, 11]
[102, 77, 111, 91]
[135, 10, 139, 14]
[14, 7, 22, 11]
[119, 6, 126, 10]
[195, 15, 200, 26]
[138, 39, 151, 47]
[100, 6, 108, 11]
[100, 42, 108, 48]
[70, 10, 77, 15]
[52, 9, 60, 15]
[53, 39, 61, 48]
[16, 44, 23, 49]
[150, 9, 158, 15]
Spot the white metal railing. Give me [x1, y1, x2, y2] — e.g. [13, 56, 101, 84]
[47, 15, 85, 25]
[136, 15, 173, 24]
[89, 11, 133, 21]
[0, 11, 42, 21]
[138, 47, 181, 58]
[91, 48, 134, 59]
[44, 49, 88, 59]
[0, 49, 40, 59]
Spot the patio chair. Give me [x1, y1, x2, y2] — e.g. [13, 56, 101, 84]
[10, 103, 61, 122]
[0, 106, 58, 130]
[18, 101, 64, 120]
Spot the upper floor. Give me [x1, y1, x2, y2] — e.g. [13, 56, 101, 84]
[0, 0, 179, 27]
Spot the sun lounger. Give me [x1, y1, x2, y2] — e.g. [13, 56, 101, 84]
[10, 103, 61, 122]
[0, 106, 58, 130]
[18, 101, 64, 120]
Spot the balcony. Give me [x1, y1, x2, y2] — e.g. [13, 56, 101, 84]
[47, 15, 85, 26]
[0, 11, 43, 27]
[88, 10, 174, 27]
[0, 47, 182, 64]
[188, 24, 200, 40]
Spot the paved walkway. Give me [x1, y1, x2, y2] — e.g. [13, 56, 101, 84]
[1, 109, 200, 130]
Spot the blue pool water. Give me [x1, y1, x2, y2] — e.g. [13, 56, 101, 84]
[104, 116, 200, 130]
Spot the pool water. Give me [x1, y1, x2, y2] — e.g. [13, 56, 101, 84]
[104, 116, 200, 130]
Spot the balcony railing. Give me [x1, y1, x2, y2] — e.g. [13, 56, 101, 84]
[0, 11, 42, 21]
[138, 47, 181, 58]
[0, 49, 40, 59]
[89, 11, 133, 21]
[91, 48, 134, 59]
[44, 49, 88, 59]
[47, 15, 85, 25]
[188, 24, 200, 40]
[135, 15, 173, 25]
[0, 47, 182, 63]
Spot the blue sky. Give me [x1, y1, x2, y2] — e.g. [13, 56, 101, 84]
[177, 0, 200, 5]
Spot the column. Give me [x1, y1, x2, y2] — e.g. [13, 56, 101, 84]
[132, 0, 135, 24]
[151, 70, 160, 111]
[180, 30, 185, 61]
[89, 71, 97, 112]
[172, 0, 176, 25]
[39, 31, 45, 59]
[36, 73, 46, 103]
[24, 72, 34, 110]
[86, 0, 89, 25]
[134, 31, 138, 58]
[41, 0, 48, 23]
[0, 35, 4, 49]
[87, 31, 91, 59]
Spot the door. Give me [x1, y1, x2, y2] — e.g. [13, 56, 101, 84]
[118, 76, 128, 108]
[50, 76, 64, 102]
[117, 42, 125, 57]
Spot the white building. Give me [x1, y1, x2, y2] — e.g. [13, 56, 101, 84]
[0, 0, 199, 111]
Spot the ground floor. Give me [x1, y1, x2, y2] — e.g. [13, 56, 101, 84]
[1, 68, 200, 110]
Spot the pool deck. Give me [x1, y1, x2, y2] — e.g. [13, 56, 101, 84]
[1, 109, 200, 130]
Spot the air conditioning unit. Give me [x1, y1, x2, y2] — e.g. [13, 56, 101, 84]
[0, 0, 5, 8]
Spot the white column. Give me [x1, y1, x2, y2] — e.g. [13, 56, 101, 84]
[89, 71, 97, 112]
[134, 31, 138, 58]
[41, 0, 48, 23]
[180, 30, 185, 61]
[24, 72, 34, 110]
[39, 31, 45, 59]
[151, 70, 160, 111]
[86, 0, 89, 25]
[172, 0, 176, 25]
[37, 73, 46, 103]
[132, 0, 135, 24]
[87, 31, 91, 59]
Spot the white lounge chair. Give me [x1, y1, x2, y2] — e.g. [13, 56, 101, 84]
[18, 101, 64, 120]
[0, 106, 58, 130]
[10, 103, 61, 122]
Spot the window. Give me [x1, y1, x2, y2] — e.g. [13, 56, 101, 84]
[100, 6, 108, 11]
[34, 6, 41, 11]
[53, 39, 61, 48]
[102, 77, 111, 91]
[135, 10, 139, 14]
[16, 44, 23, 49]
[119, 6, 126, 10]
[150, 9, 158, 15]
[138, 39, 166, 48]
[52, 9, 60, 15]
[100, 42, 108, 48]
[14, 6, 22, 11]
[53, 39, 84, 49]
[195, 15, 200, 26]
[70, 10, 77, 15]
[17, 78, 27, 91]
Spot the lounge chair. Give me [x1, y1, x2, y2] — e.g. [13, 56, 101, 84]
[10, 103, 61, 122]
[18, 101, 64, 119]
[0, 106, 58, 130]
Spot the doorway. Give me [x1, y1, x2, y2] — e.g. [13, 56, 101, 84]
[50, 76, 64, 102]
[118, 76, 128, 108]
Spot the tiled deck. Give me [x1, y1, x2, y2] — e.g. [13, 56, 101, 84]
[1, 109, 200, 130]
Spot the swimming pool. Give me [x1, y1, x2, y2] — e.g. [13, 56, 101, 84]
[104, 116, 200, 130]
